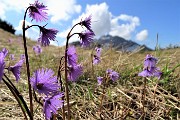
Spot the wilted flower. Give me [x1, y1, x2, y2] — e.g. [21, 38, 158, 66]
[67, 46, 78, 66]
[33, 45, 42, 55]
[8, 60, 24, 82]
[68, 65, 83, 81]
[106, 69, 119, 81]
[38, 27, 58, 46]
[43, 93, 64, 120]
[93, 55, 100, 65]
[30, 69, 60, 95]
[0, 48, 8, 81]
[79, 30, 95, 47]
[97, 76, 103, 85]
[80, 15, 93, 32]
[28, 0, 48, 22]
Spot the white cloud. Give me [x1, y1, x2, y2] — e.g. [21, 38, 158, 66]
[44, 0, 81, 23]
[71, 2, 111, 38]
[110, 14, 140, 39]
[136, 29, 148, 41]
[55, 2, 145, 46]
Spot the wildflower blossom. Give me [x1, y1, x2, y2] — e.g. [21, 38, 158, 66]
[80, 15, 93, 32]
[43, 93, 64, 120]
[138, 55, 162, 79]
[30, 69, 60, 95]
[106, 69, 119, 81]
[0, 48, 8, 81]
[93, 55, 100, 65]
[138, 67, 162, 79]
[97, 76, 103, 85]
[28, 0, 48, 22]
[33, 45, 42, 55]
[68, 65, 83, 81]
[10, 54, 15, 60]
[79, 30, 95, 47]
[144, 54, 158, 68]
[95, 46, 102, 57]
[8, 60, 24, 82]
[67, 46, 78, 66]
[38, 27, 58, 46]
[20, 54, 25, 60]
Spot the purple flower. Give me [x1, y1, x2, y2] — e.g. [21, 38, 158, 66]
[10, 54, 15, 60]
[38, 27, 58, 46]
[67, 46, 78, 66]
[33, 45, 42, 55]
[8, 60, 24, 82]
[68, 65, 83, 81]
[95, 46, 102, 57]
[0, 48, 8, 81]
[97, 76, 103, 85]
[20, 54, 25, 60]
[144, 54, 158, 68]
[106, 69, 119, 81]
[138, 67, 162, 79]
[93, 55, 100, 65]
[30, 69, 60, 95]
[80, 15, 93, 32]
[28, 0, 48, 22]
[79, 30, 95, 47]
[43, 93, 64, 120]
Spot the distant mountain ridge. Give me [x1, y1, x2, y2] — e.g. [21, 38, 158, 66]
[71, 35, 152, 52]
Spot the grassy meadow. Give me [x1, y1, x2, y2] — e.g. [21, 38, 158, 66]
[0, 28, 180, 120]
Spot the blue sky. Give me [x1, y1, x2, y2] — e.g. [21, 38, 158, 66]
[0, 0, 179, 49]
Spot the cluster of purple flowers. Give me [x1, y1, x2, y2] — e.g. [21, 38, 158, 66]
[67, 46, 83, 81]
[97, 69, 119, 85]
[0, 48, 24, 82]
[138, 54, 162, 79]
[30, 68, 63, 120]
[33, 45, 42, 55]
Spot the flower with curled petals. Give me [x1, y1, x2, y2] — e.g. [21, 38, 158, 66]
[80, 15, 93, 32]
[38, 27, 58, 46]
[30, 68, 60, 95]
[79, 30, 95, 47]
[28, 0, 48, 22]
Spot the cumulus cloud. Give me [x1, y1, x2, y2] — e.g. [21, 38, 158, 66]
[44, 0, 81, 23]
[58, 2, 143, 43]
[110, 14, 140, 39]
[136, 29, 148, 41]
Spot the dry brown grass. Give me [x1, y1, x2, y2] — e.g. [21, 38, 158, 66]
[0, 29, 179, 119]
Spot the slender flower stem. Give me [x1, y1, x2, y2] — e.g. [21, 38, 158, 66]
[142, 77, 147, 119]
[64, 23, 80, 120]
[57, 56, 65, 120]
[23, 7, 33, 119]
